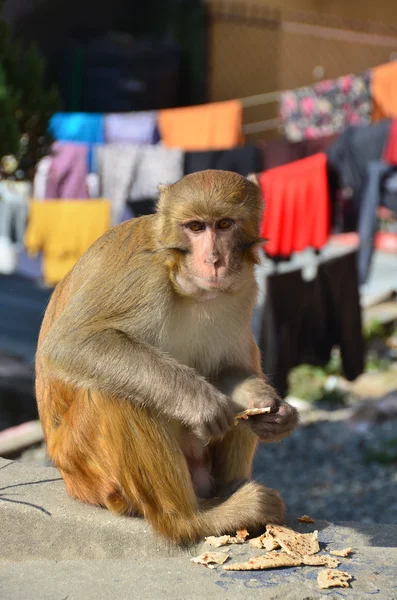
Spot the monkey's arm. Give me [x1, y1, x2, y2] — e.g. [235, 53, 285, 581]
[39, 290, 234, 441]
[214, 368, 298, 443]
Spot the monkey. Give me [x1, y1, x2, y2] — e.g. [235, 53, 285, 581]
[35, 169, 298, 543]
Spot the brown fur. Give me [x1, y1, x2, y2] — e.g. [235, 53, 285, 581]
[36, 170, 297, 543]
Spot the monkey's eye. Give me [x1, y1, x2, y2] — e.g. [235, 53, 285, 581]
[217, 218, 234, 230]
[186, 221, 205, 232]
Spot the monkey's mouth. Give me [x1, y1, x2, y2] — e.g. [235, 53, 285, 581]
[195, 272, 231, 289]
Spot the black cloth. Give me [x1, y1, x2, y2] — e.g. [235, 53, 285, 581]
[326, 120, 391, 226]
[259, 134, 339, 171]
[127, 198, 156, 217]
[184, 146, 262, 177]
[258, 250, 364, 397]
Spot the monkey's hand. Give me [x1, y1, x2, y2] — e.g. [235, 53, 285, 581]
[188, 388, 236, 444]
[248, 397, 299, 443]
[229, 376, 298, 442]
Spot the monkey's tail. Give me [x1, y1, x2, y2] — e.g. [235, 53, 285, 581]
[141, 480, 284, 544]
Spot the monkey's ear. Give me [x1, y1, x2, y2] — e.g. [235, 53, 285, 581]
[158, 183, 171, 195]
[247, 173, 259, 187]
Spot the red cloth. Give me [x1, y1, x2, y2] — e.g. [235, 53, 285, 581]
[259, 153, 330, 256]
[383, 119, 397, 164]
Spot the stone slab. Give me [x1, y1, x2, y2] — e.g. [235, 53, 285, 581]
[1, 457, 397, 599]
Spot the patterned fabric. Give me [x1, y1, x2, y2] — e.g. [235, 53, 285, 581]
[280, 72, 372, 142]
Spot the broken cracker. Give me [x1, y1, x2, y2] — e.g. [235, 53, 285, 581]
[191, 551, 229, 569]
[205, 529, 249, 547]
[234, 407, 271, 425]
[297, 515, 315, 524]
[317, 568, 353, 589]
[330, 547, 353, 557]
[205, 535, 234, 548]
[304, 555, 340, 568]
[224, 551, 301, 571]
[224, 551, 339, 572]
[266, 524, 320, 557]
[235, 528, 249, 542]
[249, 532, 280, 551]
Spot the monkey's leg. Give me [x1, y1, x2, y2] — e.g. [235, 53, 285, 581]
[49, 389, 283, 543]
[209, 424, 285, 525]
[210, 424, 258, 487]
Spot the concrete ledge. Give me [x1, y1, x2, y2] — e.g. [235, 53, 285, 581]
[0, 457, 186, 560]
[1, 458, 397, 599]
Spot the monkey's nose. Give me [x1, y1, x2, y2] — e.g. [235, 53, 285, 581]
[206, 251, 220, 264]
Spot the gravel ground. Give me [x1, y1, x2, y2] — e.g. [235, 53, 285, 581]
[253, 413, 397, 524]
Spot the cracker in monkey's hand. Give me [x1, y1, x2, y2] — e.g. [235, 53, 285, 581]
[317, 568, 353, 589]
[205, 529, 249, 547]
[191, 551, 230, 569]
[234, 407, 271, 425]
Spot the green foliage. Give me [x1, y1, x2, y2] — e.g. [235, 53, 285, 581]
[288, 364, 326, 402]
[363, 319, 387, 342]
[288, 362, 346, 405]
[0, 63, 19, 158]
[365, 351, 391, 373]
[0, 9, 60, 179]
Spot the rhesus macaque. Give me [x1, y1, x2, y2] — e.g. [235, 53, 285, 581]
[36, 170, 298, 543]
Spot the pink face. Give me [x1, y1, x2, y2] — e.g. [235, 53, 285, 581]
[182, 218, 238, 290]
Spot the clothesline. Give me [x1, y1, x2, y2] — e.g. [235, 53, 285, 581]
[240, 89, 281, 108]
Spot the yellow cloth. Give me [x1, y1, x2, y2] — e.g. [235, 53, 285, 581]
[25, 199, 111, 285]
[158, 100, 243, 150]
[372, 61, 397, 121]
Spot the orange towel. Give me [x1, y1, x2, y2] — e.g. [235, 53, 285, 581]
[158, 100, 243, 150]
[372, 61, 397, 121]
[25, 199, 111, 285]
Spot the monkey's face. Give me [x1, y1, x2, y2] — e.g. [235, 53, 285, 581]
[156, 170, 264, 294]
[178, 218, 248, 292]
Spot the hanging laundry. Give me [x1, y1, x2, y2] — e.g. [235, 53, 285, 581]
[126, 199, 156, 217]
[327, 120, 391, 223]
[45, 142, 89, 199]
[357, 161, 397, 284]
[129, 145, 184, 200]
[280, 72, 372, 142]
[259, 134, 338, 171]
[184, 145, 261, 176]
[33, 156, 52, 200]
[104, 111, 159, 144]
[259, 153, 330, 257]
[382, 119, 397, 164]
[25, 200, 111, 286]
[372, 61, 397, 121]
[50, 113, 105, 145]
[258, 250, 364, 397]
[0, 181, 31, 275]
[158, 100, 243, 150]
[96, 144, 140, 225]
[49, 113, 104, 171]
